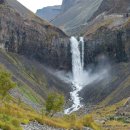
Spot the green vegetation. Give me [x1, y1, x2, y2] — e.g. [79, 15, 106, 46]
[18, 85, 40, 104]
[90, 99, 130, 130]
[0, 50, 46, 104]
[0, 99, 100, 130]
[108, 115, 130, 123]
[0, 65, 16, 101]
[45, 92, 64, 117]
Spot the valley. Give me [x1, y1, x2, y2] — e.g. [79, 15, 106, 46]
[1, 0, 130, 130]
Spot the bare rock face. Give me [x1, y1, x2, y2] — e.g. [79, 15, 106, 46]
[84, 29, 128, 66]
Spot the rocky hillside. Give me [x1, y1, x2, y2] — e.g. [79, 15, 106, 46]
[36, 5, 61, 22]
[52, 0, 130, 35]
[0, 0, 71, 70]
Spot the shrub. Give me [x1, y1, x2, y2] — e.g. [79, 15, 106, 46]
[45, 92, 64, 116]
[0, 65, 16, 101]
[21, 119, 30, 124]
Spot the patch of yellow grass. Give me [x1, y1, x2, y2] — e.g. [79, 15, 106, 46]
[85, 18, 113, 36]
[89, 99, 130, 130]
[0, 98, 101, 130]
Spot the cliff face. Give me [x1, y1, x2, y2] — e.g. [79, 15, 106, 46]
[36, 6, 61, 22]
[84, 29, 127, 66]
[0, 0, 71, 70]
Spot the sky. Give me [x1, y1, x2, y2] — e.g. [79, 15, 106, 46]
[17, 0, 63, 13]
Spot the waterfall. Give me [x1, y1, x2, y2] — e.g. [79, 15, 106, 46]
[71, 36, 84, 85]
[80, 37, 84, 68]
[65, 36, 84, 114]
[64, 36, 108, 114]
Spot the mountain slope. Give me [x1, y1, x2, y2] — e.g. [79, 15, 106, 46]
[52, 0, 130, 35]
[36, 5, 61, 22]
[52, 0, 103, 34]
[0, 50, 71, 106]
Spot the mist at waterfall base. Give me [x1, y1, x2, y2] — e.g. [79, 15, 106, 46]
[55, 37, 110, 114]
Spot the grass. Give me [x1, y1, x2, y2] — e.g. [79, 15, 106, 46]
[94, 99, 126, 118]
[89, 99, 130, 130]
[18, 85, 40, 104]
[85, 18, 113, 36]
[0, 50, 46, 103]
[0, 62, 100, 130]
[0, 97, 101, 130]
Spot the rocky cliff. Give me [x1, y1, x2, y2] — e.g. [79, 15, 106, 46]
[36, 5, 61, 22]
[0, 0, 71, 70]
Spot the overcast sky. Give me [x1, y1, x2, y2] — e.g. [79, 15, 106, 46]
[17, 0, 63, 13]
